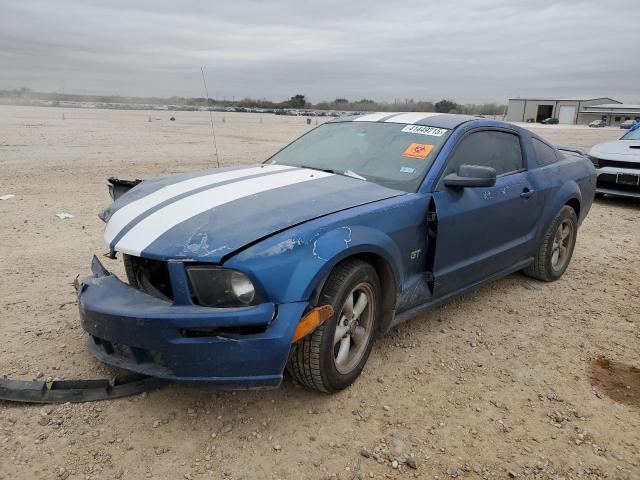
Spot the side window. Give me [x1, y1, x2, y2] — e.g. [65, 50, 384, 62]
[442, 130, 523, 181]
[532, 138, 559, 166]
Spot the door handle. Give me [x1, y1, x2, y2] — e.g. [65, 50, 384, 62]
[520, 188, 535, 199]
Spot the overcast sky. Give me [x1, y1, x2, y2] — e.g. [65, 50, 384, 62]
[1, 0, 639, 103]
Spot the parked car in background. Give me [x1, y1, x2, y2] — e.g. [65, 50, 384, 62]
[589, 124, 640, 198]
[620, 119, 638, 129]
[541, 117, 559, 124]
[80, 113, 596, 393]
[589, 120, 606, 128]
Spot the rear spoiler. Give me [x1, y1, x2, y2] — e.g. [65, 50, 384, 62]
[555, 145, 587, 157]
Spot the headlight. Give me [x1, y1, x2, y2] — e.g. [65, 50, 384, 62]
[229, 270, 256, 304]
[588, 155, 600, 168]
[186, 266, 260, 307]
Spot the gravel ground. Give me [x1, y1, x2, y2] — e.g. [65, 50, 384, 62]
[0, 106, 638, 480]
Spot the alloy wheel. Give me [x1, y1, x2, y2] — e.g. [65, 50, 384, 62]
[333, 283, 375, 375]
[551, 219, 573, 271]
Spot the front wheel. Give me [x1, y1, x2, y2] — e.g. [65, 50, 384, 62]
[286, 259, 380, 393]
[523, 205, 578, 281]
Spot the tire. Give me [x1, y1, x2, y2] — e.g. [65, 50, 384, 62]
[523, 205, 578, 282]
[286, 259, 381, 393]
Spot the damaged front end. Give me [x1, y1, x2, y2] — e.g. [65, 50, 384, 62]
[76, 255, 307, 388]
[107, 177, 142, 201]
[98, 178, 142, 225]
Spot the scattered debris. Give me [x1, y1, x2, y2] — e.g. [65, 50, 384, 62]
[521, 281, 542, 291]
[0, 374, 166, 403]
[0, 194, 15, 200]
[55, 212, 74, 219]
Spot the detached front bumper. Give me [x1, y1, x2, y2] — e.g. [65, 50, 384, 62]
[77, 258, 307, 388]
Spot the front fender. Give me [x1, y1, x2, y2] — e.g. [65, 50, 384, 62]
[305, 225, 403, 300]
[224, 194, 427, 305]
[225, 224, 403, 304]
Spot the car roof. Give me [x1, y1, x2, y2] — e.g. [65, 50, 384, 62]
[330, 112, 481, 130]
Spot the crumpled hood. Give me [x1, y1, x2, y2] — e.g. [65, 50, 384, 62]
[590, 140, 640, 162]
[102, 164, 404, 262]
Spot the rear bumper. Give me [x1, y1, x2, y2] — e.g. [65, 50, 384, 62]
[77, 261, 307, 388]
[595, 166, 640, 198]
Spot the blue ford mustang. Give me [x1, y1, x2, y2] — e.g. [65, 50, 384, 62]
[78, 112, 596, 392]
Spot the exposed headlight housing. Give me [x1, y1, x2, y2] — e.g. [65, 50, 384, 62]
[186, 266, 261, 307]
[588, 155, 600, 168]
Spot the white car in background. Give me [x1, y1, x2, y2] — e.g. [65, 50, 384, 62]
[589, 125, 640, 198]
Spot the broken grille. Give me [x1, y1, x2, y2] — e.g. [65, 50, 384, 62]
[91, 336, 166, 367]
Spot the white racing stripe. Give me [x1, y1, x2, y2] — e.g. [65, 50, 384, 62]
[114, 168, 333, 256]
[104, 165, 290, 244]
[384, 112, 441, 124]
[353, 112, 398, 122]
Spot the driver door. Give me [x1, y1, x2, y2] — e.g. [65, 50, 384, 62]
[431, 129, 540, 297]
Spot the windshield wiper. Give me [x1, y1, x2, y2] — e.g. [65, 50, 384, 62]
[298, 165, 366, 181]
[299, 165, 339, 174]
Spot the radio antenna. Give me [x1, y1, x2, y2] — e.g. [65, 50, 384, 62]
[200, 66, 220, 168]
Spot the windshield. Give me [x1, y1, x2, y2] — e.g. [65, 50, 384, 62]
[266, 122, 451, 192]
[621, 126, 640, 140]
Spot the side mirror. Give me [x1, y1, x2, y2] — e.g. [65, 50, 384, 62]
[443, 164, 496, 188]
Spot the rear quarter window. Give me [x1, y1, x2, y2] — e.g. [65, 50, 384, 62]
[532, 138, 559, 167]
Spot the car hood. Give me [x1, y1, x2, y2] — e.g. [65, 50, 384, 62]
[102, 164, 404, 262]
[590, 140, 640, 162]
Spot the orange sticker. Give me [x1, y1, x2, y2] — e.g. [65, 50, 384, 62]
[402, 143, 434, 159]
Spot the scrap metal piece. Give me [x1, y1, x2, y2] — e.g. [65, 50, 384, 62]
[91, 254, 111, 277]
[107, 177, 142, 201]
[0, 373, 167, 404]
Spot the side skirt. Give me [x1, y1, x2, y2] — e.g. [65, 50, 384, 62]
[389, 257, 533, 328]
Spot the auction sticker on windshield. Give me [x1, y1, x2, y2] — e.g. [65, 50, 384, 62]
[402, 143, 434, 159]
[401, 125, 448, 136]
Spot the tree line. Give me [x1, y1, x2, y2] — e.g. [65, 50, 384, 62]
[0, 88, 506, 115]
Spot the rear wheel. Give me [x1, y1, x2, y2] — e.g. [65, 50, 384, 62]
[524, 205, 578, 281]
[287, 259, 380, 393]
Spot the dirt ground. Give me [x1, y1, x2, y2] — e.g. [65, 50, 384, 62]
[1, 106, 639, 480]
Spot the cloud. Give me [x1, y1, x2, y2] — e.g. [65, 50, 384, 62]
[0, 0, 638, 102]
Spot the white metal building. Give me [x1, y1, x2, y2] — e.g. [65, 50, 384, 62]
[505, 97, 640, 126]
[578, 103, 640, 126]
